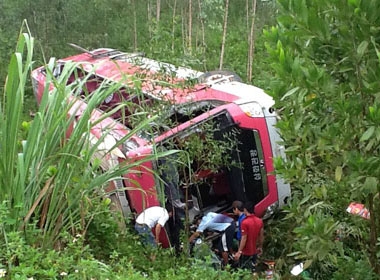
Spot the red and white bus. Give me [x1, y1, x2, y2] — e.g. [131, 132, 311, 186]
[31, 47, 290, 246]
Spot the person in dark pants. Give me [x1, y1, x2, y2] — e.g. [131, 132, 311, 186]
[189, 212, 235, 266]
[234, 201, 264, 272]
[166, 204, 185, 254]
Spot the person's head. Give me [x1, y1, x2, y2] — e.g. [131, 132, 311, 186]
[232, 200, 244, 216]
[165, 202, 174, 217]
[192, 213, 204, 226]
[243, 201, 255, 216]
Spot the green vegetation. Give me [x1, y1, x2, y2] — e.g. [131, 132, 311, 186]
[1, 0, 380, 279]
[263, 0, 380, 278]
[0, 25, 257, 280]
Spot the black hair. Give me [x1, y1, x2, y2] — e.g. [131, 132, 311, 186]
[232, 200, 244, 212]
[165, 201, 173, 213]
[243, 201, 255, 214]
[192, 213, 204, 224]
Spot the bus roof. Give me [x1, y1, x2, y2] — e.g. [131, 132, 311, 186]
[58, 48, 275, 111]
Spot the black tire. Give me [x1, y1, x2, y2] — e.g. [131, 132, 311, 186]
[198, 70, 242, 83]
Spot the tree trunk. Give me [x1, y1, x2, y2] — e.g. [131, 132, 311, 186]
[156, 0, 161, 23]
[181, 4, 186, 52]
[377, 191, 380, 274]
[246, 0, 249, 75]
[247, 0, 257, 81]
[198, 0, 206, 69]
[188, 0, 193, 53]
[368, 194, 380, 273]
[132, 0, 137, 50]
[219, 0, 229, 70]
[246, 0, 249, 31]
[171, 0, 177, 52]
[147, 0, 152, 39]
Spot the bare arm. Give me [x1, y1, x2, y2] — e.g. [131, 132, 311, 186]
[238, 234, 247, 252]
[256, 227, 264, 255]
[257, 227, 264, 247]
[234, 234, 247, 260]
[155, 224, 163, 244]
[189, 231, 201, 243]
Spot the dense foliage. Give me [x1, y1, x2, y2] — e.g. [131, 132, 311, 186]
[263, 0, 380, 278]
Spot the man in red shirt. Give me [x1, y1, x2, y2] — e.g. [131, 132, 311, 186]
[234, 201, 264, 272]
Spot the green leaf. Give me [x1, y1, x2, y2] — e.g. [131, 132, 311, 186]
[362, 177, 378, 196]
[357, 41, 368, 60]
[335, 166, 343, 182]
[348, 0, 360, 7]
[360, 126, 375, 142]
[371, 36, 380, 64]
[299, 194, 312, 205]
[287, 251, 302, 257]
[279, 47, 286, 65]
[304, 259, 313, 270]
[281, 87, 300, 101]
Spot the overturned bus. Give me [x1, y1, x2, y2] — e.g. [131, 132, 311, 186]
[31, 47, 290, 247]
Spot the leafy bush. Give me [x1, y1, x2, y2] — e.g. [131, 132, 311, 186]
[262, 0, 380, 278]
[332, 256, 378, 280]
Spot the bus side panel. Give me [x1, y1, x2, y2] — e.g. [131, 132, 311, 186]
[229, 108, 278, 217]
[123, 160, 161, 214]
[265, 116, 291, 208]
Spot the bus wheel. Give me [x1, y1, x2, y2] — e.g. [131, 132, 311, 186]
[198, 70, 242, 83]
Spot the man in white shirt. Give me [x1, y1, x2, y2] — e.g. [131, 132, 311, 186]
[135, 205, 172, 247]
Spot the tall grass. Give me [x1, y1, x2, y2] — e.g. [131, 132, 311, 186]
[0, 24, 34, 231]
[0, 24, 172, 249]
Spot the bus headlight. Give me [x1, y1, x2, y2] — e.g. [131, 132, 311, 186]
[262, 201, 279, 220]
[239, 102, 264, 117]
